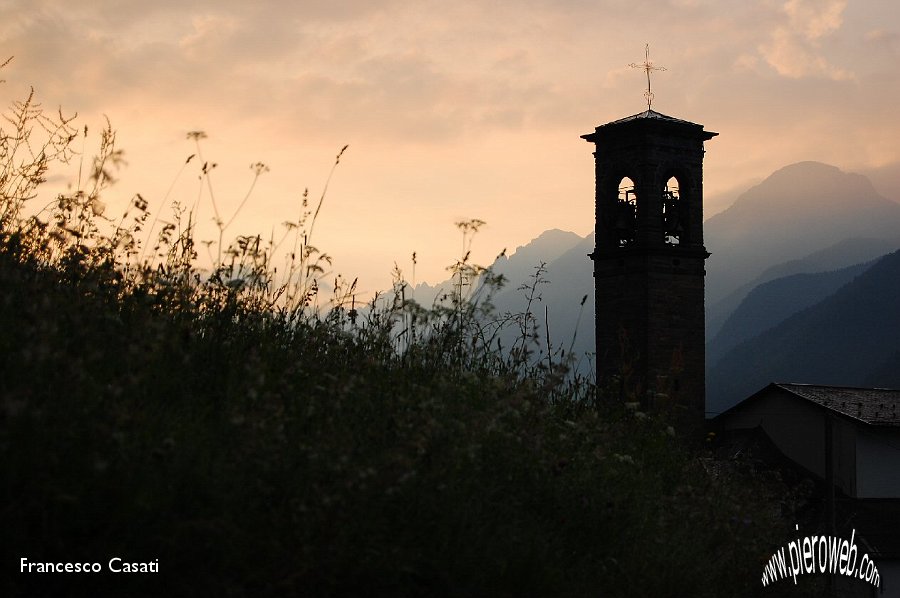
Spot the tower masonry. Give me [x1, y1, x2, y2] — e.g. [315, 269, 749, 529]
[582, 109, 717, 426]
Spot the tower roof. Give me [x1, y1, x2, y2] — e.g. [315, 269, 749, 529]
[582, 109, 717, 142]
[605, 109, 698, 126]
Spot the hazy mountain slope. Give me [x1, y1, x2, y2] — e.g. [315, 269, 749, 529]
[490, 229, 584, 287]
[860, 161, 900, 203]
[404, 228, 593, 368]
[704, 162, 900, 309]
[707, 249, 900, 414]
[409, 228, 583, 307]
[524, 233, 595, 359]
[408, 162, 900, 385]
[760, 237, 896, 282]
[866, 351, 900, 388]
[706, 237, 897, 339]
[707, 259, 874, 367]
[488, 233, 595, 370]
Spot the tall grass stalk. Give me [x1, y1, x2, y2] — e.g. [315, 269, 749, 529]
[0, 67, 820, 597]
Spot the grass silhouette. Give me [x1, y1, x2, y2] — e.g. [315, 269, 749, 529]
[0, 64, 819, 597]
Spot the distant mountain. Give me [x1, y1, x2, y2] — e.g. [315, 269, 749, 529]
[706, 237, 897, 340]
[707, 258, 875, 367]
[404, 229, 594, 369]
[705, 161, 900, 310]
[866, 351, 900, 388]
[409, 228, 583, 307]
[487, 232, 595, 372]
[707, 249, 900, 414]
[860, 161, 900, 204]
[704, 177, 764, 219]
[490, 229, 584, 289]
[405, 161, 900, 385]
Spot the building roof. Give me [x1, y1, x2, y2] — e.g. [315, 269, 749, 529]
[603, 109, 700, 127]
[716, 383, 900, 428]
[774, 383, 900, 427]
[581, 109, 717, 142]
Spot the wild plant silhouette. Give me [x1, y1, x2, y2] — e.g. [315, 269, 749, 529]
[0, 62, 819, 597]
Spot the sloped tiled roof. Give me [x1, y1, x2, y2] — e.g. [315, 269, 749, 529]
[775, 383, 900, 427]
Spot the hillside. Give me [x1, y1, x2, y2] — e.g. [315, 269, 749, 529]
[398, 162, 900, 399]
[707, 259, 875, 366]
[447, 163, 900, 371]
[486, 232, 595, 369]
[407, 229, 595, 371]
[861, 160, 900, 203]
[707, 249, 900, 414]
[704, 162, 900, 309]
[866, 351, 900, 388]
[490, 228, 584, 285]
[707, 237, 898, 339]
[408, 228, 583, 307]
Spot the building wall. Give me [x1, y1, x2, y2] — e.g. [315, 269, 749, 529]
[856, 430, 900, 498]
[720, 390, 899, 595]
[877, 559, 900, 598]
[721, 390, 857, 496]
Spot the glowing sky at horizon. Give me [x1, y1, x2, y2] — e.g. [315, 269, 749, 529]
[3, 0, 898, 295]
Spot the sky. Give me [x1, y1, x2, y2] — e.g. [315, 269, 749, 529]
[2, 0, 898, 295]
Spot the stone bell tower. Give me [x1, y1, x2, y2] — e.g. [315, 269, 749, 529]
[582, 109, 716, 426]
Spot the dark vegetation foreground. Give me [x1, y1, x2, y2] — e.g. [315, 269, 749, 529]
[0, 73, 815, 597]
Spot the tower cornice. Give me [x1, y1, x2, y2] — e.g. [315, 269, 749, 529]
[582, 110, 717, 144]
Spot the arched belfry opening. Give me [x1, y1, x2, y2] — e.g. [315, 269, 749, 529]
[616, 176, 637, 247]
[663, 176, 682, 245]
[582, 110, 717, 430]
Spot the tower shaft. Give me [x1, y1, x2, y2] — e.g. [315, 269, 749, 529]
[582, 111, 717, 427]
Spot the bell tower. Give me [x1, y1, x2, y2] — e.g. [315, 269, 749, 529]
[582, 109, 717, 426]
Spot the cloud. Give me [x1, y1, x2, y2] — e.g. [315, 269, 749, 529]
[759, 0, 852, 80]
[865, 28, 900, 52]
[0, 0, 757, 144]
[783, 0, 845, 40]
[0, 1, 561, 145]
[2, 0, 899, 297]
[4, 0, 898, 182]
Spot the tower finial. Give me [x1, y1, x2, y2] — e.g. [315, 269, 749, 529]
[628, 44, 666, 110]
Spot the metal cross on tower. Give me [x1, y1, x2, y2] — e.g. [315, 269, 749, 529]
[629, 44, 666, 110]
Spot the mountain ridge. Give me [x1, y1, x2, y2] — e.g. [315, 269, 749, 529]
[707, 249, 900, 414]
[707, 259, 875, 367]
[405, 160, 900, 391]
[704, 161, 900, 308]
